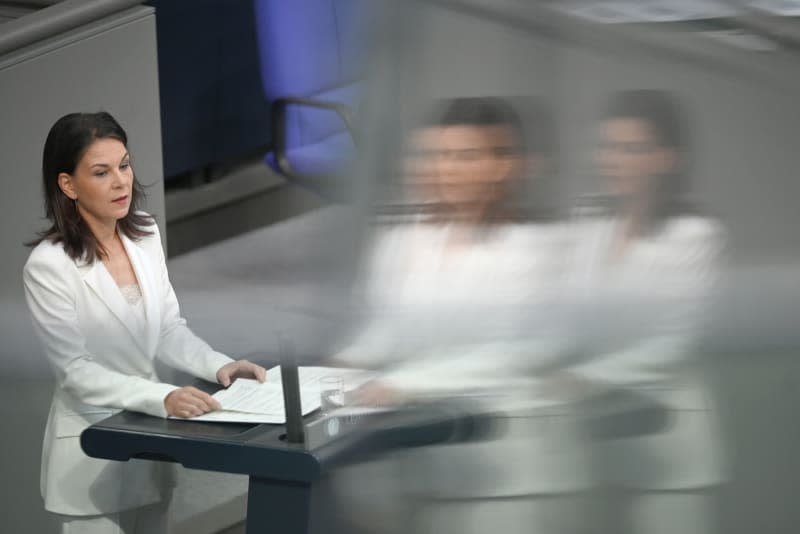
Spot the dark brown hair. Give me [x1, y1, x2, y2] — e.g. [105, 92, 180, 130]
[28, 112, 154, 262]
[603, 89, 690, 224]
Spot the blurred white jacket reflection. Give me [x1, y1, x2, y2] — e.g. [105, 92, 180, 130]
[333, 207, 728, 533]
[563, 214, 727, 490]
[333, 219, 591, 534]
[338, 220, 565, 394]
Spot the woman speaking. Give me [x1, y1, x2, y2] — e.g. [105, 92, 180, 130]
[23, 111, 265, 533]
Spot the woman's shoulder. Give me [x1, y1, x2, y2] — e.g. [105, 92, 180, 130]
[131, 210, 159, 233]
[26, 238, 70, 266]
[127, 211, 162, 247]
[24, 238, 75, 280]
[663, 214, 725, 244]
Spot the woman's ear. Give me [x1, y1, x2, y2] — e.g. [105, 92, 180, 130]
[58, 172, 78, 200]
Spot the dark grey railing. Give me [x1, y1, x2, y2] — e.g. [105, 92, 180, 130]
[0, 0, 144, 56]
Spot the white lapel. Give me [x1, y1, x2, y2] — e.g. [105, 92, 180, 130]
[120, 233, 161, 357]
[81, 257, 148, 354]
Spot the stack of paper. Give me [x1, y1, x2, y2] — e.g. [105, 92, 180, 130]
[179, 366, 373, 424]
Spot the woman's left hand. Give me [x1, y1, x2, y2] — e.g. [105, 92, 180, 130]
[216, 359, 267, 387]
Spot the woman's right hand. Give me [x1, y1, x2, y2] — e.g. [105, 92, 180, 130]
[164, 386, 222, 418]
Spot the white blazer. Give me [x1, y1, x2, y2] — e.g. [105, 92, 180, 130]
[563, 214, 727, 489]
[23, 218, 233, 516]
[338, 221, 564, 385]
[336, 221, 591, 497]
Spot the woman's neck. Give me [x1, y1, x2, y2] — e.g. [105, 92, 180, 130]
[607, 196, 655, 262]
[440, 204, 506, 251]
[77, 206, 119, 252]
[445, 200, 498, 226]
[616, 193, 655, 239]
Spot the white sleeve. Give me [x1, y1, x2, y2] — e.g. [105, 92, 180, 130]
[354, 224, 571, 391]
[24, 255, 177, 418]
[378, 338, 559, 394]
[329, 227, 403, 368]
[151, 229, 233, 383]
[567, 222, 724, 387]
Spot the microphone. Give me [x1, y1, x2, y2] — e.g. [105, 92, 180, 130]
[278, 335, 305, 444]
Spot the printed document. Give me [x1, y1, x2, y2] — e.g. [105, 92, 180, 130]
[175, 366, 373, 423]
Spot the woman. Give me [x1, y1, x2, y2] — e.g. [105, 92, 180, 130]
[23, 112, 266, 533]
[339, 97, 561, 392]
[562, 90, 726, 534]
[333, 97, 588, 534]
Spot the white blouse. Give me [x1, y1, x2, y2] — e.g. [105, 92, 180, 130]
[119, 283, 146, 336]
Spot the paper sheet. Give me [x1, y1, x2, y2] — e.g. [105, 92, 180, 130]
[175, 366, 375, 424]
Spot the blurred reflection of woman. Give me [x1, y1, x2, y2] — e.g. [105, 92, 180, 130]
[563, 90, 726, 534]
[339, 96, 561, 396]
[333, 97, 588, 534]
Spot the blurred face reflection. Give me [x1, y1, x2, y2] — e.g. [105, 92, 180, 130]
[597, 118, 675, 202]
[435, 125, 523, 213]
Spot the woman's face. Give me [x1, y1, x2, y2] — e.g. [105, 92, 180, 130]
[434, 124, 523, 211]
[58, 138, 133, 227]
[597, 118, 675, 202]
